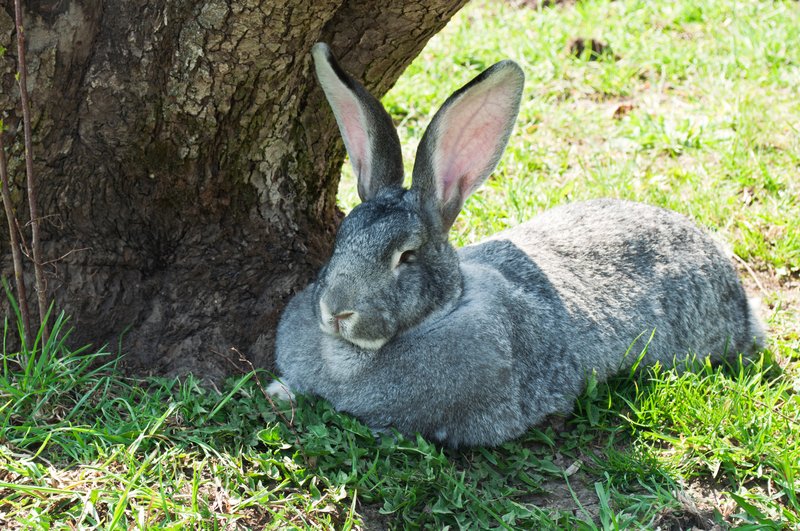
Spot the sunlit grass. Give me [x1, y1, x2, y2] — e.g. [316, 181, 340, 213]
[2, 0, 799, 528]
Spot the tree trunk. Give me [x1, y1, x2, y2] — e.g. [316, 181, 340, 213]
[0, 0, 467, 380]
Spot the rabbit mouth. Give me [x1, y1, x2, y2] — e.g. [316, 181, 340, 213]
[322, 322, 388, 351]
[343, 334, 388, 351]
[323, 321, 388, 351]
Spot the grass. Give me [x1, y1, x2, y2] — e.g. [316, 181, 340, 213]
[2, 0, 800, 528]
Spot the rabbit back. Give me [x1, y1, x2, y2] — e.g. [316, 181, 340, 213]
[471, 198, 764, 378]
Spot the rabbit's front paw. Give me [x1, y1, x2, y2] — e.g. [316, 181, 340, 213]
[267, 380, 295, 401]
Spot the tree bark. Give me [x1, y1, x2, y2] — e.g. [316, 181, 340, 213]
[0, 0, 468, 380]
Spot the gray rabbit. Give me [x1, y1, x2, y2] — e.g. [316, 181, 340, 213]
[268, 43, 765, 448]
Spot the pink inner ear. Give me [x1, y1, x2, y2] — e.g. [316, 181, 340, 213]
[433, 86, 515, 205]
[331, 95, 371, 180]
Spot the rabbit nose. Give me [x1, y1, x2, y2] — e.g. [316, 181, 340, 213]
[319, 298, 357, 333]
[332, 311, 354, 333]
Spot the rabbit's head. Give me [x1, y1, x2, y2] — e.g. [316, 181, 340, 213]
[311, 43, 524, 350]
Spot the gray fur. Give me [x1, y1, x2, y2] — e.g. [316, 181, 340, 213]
[271, 47, 765, 448]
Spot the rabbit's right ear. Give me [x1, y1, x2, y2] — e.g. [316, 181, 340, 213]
[411, 61, 524, 232]
[312, 43, 404, 202]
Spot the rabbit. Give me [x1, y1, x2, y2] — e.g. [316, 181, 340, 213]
[267, 42, 765, 448]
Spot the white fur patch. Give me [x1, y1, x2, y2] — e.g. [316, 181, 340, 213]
[347, 335, 388, 351]
[266, 380, 295, 401]
[319, 299, 334, 333]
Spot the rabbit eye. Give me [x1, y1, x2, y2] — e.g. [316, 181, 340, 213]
[400, 250, 416, 263]
[395, 249, 417, 267]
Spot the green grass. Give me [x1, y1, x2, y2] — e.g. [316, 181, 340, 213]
[2, 0, 800, 528]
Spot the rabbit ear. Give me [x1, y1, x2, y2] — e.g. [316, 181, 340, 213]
[312, 43, 404, 202]
[411, 61, 524, 231]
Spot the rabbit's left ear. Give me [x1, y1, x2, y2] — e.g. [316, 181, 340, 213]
[412, 61, 524, 231]
[312, 43, 404, 201]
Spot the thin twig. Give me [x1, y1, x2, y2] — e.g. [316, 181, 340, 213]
[230, 348, 307, 460]
[14, 0, 49, 344]
[731, 252, 767, 297]
[13, 215, 29, 254]
[23, 212, 63, 230]
[41, 247, 91, 265]
[232, 349, 297, 427]
[0, 133, 32, 346]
